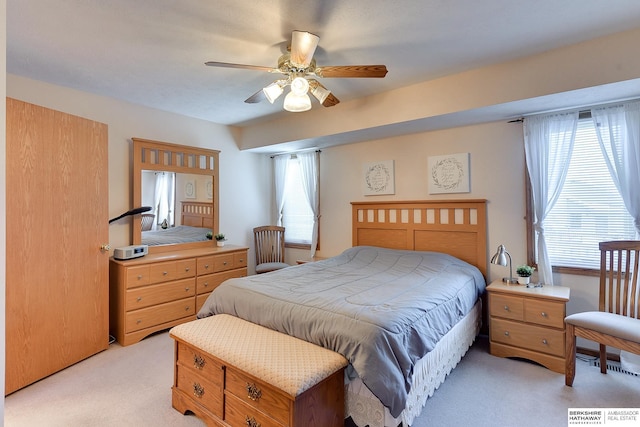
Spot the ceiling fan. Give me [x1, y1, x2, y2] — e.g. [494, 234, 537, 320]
[205, 30, 388, 112]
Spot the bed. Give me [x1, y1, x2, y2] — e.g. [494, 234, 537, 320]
[198, 199, 487, 427]
[141, 201, 212, 245]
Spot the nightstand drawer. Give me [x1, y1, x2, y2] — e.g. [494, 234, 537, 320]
[489, 293, 524, 321]
[491, 318, 565, 357]
[524, 299, 565, 328]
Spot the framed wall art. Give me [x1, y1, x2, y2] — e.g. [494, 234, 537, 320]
[428, 153, 470, 194]
[363, 160, 395, 196]
[184, 180, 196, 199]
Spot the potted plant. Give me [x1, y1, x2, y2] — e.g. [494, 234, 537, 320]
[214, 233, 226, 247]
[516, 265, 535, 285]
[205, 231, 213, 240]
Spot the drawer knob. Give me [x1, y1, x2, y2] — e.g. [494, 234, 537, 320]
[193, 354, 206, 369]
[137, 297, 142, 302]
[503, 305, 509, 311]
[185, 287, 190, 292]
[185, 267, 190, 272]
[185, 306, 190, 311]
[137, 275, 143, 280]
[246, 382, 262, 401]
[223, 261, 228, 265]
[203, 282, 209, 287]
[541, 312, 548, 317]
[204, 264, 210, 269]
[136, 319, 142, 324]
[193, 382, 205, 398]
[245, 416, 260, 427]
[542, 339, 548, 345]
[504, 331, 510, 336]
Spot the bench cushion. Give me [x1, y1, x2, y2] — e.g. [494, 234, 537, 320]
[170, 314, 348, 397]
[565, 311, 640, 343]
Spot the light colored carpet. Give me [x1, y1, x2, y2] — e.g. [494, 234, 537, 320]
[5, 332, 639, 427]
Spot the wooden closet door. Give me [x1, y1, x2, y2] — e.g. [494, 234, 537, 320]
[5, 98, 109, 394]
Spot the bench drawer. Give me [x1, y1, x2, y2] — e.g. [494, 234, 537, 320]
[225, 366, 291, 426]
[225, 392, 284, 427]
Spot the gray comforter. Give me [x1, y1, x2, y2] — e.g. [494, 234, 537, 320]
[197, 246, 486, 417]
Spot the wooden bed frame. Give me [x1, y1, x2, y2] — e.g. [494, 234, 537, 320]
[180, 201, 213, 228]
[351, 199, 488, 277]
[349, 199, 488, 426]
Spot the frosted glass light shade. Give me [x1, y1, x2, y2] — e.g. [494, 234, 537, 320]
[290, 77, 310, 96]
[283, 92, 312, 112]
[263, 82, 284, 104]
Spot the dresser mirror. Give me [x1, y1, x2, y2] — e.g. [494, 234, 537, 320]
[132, 138, 219, 253]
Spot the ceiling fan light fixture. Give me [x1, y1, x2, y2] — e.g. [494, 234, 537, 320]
[283, 91, 312, 112]
[310, 83, 331, 104]
[290, 76, 310, 96]
[262, 81, 284, 104]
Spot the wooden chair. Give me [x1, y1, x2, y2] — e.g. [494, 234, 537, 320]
[253, 225, 289, 274]
[565, 240, 640, 386]
[141, 213, 155, 231]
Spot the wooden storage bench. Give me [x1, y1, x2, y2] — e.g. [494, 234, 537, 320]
[169, 314, 348, 427]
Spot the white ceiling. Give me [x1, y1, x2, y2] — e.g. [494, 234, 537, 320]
[8, 0, 640, 127]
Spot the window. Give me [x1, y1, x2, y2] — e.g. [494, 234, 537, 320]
[282, 157, 314, 246]
[274, 151, 320, 251]
[528, 115, 636, 271]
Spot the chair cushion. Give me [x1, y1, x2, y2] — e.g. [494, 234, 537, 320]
[565, 311, 640, 343]
[256, 262, 290, 274]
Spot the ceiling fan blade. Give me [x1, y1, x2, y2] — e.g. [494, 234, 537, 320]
[244, 89, 267, 104]
[205, 61, 278, 73]
[290, 31, 320, 68]
[322, 93, 340, 107]
[315, 65, 388, 78]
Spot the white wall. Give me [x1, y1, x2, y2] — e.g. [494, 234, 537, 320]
[6, 74, 271, 270]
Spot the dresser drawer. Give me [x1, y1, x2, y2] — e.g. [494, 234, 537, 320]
[225, 392, 284, 427]
[489, 293, 524, 321]
[524, 298, 565, 328]
[175, 364, 223, 418]
[125, 265, 150, 289]
[225, 367, 291, 426]
[126, 278, 196, 310]
[490, 317, 565, 357]
[196, 269, 247, 295]
[126, 297, 195, 333]
[149, 261, 178, 284]
[234, 252, 248, 269]
[175, 259, 196, 280]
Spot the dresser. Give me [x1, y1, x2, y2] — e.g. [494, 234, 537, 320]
[487, 280, 571, 373]
[109, 245, 248, 346]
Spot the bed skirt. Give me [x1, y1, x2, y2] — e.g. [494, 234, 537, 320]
[346, 299, 482, 427]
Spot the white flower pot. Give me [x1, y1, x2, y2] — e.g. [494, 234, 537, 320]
[517, 276, 530, 285]
[216, 241, 225, 247]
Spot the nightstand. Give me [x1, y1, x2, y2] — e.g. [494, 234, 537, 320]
[487, 280, 570, 373]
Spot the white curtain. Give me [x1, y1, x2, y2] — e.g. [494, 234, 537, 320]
[273, 155, 289, 226]
[591, 101, 640, 236]
[297, 151, 320, 257]
[524, 112, 578, 285]
[153, 172, 175, 229]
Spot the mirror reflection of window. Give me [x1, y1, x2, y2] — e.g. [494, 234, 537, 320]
[151, 172, 175, 229]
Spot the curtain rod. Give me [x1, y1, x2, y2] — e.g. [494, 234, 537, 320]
[270, 149, 321, 158]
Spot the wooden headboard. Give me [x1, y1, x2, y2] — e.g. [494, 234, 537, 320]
[352, 200, 487, 277]
[181, 201, 214, 229]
